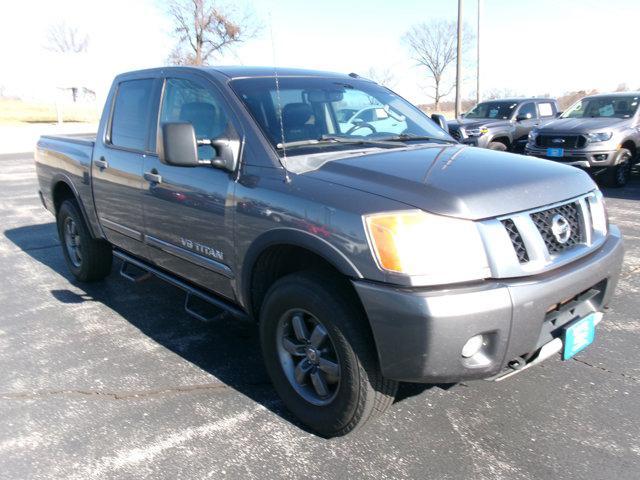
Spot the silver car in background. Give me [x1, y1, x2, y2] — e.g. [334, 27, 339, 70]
[525, 92, 640, 187]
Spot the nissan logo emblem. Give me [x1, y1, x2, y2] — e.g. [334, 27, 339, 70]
[551, 214, 571, 244]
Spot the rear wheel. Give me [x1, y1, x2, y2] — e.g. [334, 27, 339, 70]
[57, 199, 113, 281]
[488, 141, 508, 151]
[259, 272, 397, 437]
[602, 148, 632, 188]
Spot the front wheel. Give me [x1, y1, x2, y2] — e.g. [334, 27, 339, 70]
[602, 148, 633, 188]
[487, 141, 508, 151]
[259, 272, 397, 437]
[57, 199, 113, 281]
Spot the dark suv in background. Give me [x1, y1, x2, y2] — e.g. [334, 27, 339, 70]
[448, 98, 559, 152]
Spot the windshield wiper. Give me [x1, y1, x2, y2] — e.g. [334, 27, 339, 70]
[276, 135, 405, 150]
[378, 134, 458, 144]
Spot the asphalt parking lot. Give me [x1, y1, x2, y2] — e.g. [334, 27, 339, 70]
[1, 152, 639, 479]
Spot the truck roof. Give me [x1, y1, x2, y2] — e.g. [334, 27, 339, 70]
[481, 97, 557, 103]
[116, 65, 361, 81]
[585, 91, 640, 98]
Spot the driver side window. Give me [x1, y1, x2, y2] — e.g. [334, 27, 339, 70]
[160, 78, 229, 160]
[518, 102, 537, 119]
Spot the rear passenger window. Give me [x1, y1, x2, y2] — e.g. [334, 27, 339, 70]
[111, 79, 154, 151]
[538, 102, 555, 117]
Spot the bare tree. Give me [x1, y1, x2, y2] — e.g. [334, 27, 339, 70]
[366, 67, 397, 88]
[485, 88, 525, 100]
[167, 0, 259, 65]
[615, 83, 629, 92]
[45, 22, 89, 53]
[403, 20, 472, 110]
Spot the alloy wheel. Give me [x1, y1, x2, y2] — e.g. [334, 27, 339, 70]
[276, 309, 341, 406]
[63, 217, 82, 268]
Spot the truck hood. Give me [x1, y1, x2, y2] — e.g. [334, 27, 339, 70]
[448, 118, 511, 130]
[538, 117, 627, 133]
[297, 145, 595, 220]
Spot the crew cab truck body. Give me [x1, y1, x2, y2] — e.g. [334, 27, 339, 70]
[525, 92, 640, 187]
[448, 98, 559, 152]
[35, 67, 624, 437]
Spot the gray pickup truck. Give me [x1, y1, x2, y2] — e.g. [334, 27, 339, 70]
[448, 98, 560, 152]
[525, 92, 640, 187]
[35, 67, 623, 437]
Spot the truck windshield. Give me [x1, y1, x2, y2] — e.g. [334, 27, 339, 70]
[230, 77, 453, 153]
[561, 95, 639, 119]
[464, 101, 518, 120]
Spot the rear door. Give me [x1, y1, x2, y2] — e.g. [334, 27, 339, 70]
[92, 77, 160, 258]
[141, 73, 240, 300]
[536, 100, 558, 127]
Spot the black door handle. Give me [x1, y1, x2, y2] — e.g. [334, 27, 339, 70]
[144, 170, 162, 184]
[94, 157, 108, 169]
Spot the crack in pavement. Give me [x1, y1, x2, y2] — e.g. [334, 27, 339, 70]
[572, 357, 640, 383]
[0, 381, 271, 401]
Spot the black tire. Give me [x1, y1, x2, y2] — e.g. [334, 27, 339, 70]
[602, 148, 632, 188]
[56, 199, 113, 282]
[259, 271, 398, 437]
[487, 141, 508, 151]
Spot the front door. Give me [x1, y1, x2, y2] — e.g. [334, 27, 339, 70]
[142, 75, 239, 299]
[92, 77, 159, 258]
[513, 102, 539, 148]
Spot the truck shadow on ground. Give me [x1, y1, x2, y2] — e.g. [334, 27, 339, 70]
[5, 222, 449, 434]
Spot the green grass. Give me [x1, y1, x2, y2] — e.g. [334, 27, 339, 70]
[0, 98, 100, 124]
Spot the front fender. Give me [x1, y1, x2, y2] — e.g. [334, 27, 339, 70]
[239, 227, 363, 313]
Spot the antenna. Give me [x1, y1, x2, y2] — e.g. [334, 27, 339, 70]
[269, 13, 291, 184]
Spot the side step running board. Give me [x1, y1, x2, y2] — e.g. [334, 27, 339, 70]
[113, 249, 248, 322]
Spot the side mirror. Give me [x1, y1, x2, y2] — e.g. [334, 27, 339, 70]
[431, 113, 448, 131]
[556, 111, 563, 117]
[161, 122, 199, 167]
[516, 113, 533, 122]
[160, 122, 240, 171]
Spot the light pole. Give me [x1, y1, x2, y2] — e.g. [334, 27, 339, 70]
[455, 0, 463, 118]
[477, 0, 482, 104]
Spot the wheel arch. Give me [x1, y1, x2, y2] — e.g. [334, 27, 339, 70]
[488, 134, 512, 148]
[619, 139, 637, 163]
[51, 175, 100, 238]
[241, 229, 364, 320]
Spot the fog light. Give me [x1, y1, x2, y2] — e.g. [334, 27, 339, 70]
[594, 154, 608, 161]
[461, 335, 484, 358]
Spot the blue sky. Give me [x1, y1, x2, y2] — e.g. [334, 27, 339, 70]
[1, 0, 639, 105]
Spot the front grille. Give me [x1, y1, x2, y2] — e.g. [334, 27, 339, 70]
[501, 219, 529, 263]
[530, 202, 583, 254]
[536, 135, 586, 149]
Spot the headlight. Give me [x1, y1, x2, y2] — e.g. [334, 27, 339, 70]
[588, 189, 608, 235]
[466, 127, 489, 137]
[586, 131, 613, 143]
[528, 130, 538, 143]
[363, 210, 491, 284]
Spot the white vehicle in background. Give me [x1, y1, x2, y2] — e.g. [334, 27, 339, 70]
[337, 105, 407, 135]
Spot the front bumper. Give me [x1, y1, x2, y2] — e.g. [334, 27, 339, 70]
[524, 145, 617, 168]
[353, 226, 624, 383]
